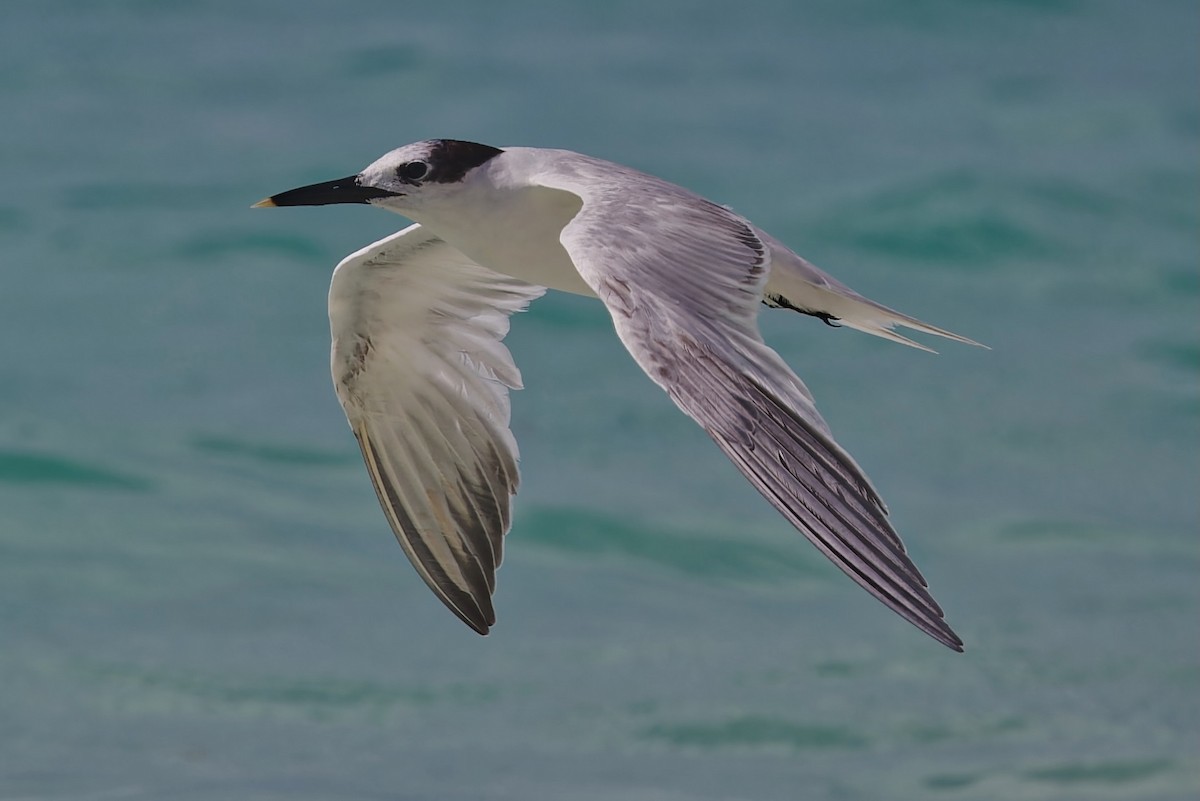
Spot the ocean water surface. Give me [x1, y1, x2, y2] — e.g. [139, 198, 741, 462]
[1, 1, 1197, 799]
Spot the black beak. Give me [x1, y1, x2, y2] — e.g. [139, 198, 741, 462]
[252, 175, 400, 208]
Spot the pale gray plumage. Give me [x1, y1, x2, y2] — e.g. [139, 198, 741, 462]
[329, 225, 543, 632]
[536, 157, 958, 648]
[257, 139, 979, 651]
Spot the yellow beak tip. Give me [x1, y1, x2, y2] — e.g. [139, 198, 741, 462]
[251, 198, 276, 208]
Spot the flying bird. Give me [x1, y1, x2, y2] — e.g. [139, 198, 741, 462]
[255, 139, 980, 651]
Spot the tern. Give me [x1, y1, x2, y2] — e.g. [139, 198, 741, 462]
[255, 139, 980, 651]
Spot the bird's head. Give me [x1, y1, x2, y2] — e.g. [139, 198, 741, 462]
[253, 139, 505, 215]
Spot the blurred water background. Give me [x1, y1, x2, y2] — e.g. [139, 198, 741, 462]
[1, 1, 1197, 799]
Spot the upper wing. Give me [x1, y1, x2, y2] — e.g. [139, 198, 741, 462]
[328, 223, 545, 633]
[533, 157, 963, 650]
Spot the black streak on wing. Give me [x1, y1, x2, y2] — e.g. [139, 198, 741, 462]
[764, 292, 842, 327]
[338, 337, 373, 388]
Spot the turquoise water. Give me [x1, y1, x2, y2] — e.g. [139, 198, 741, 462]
[2, 1, 1198, 798]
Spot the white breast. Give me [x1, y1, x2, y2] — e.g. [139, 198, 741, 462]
[407, 181, 594, 296]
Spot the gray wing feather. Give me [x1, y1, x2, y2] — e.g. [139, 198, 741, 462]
[329, 224, 544, 633]
[534, 156, 963, 650]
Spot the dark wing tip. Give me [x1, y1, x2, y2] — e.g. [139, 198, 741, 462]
[456, 600, 495, 636]
[933, 625, 965, 653]
[435, 579, 496, 636]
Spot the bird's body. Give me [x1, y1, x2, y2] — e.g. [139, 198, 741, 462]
[257, 140, 980, 651]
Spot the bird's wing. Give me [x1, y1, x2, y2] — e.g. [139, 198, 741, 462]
[328, 223, 545, 633]
[533, 161, 962, 650]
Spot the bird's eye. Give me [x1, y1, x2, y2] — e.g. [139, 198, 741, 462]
[399, 161, 429, 182]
